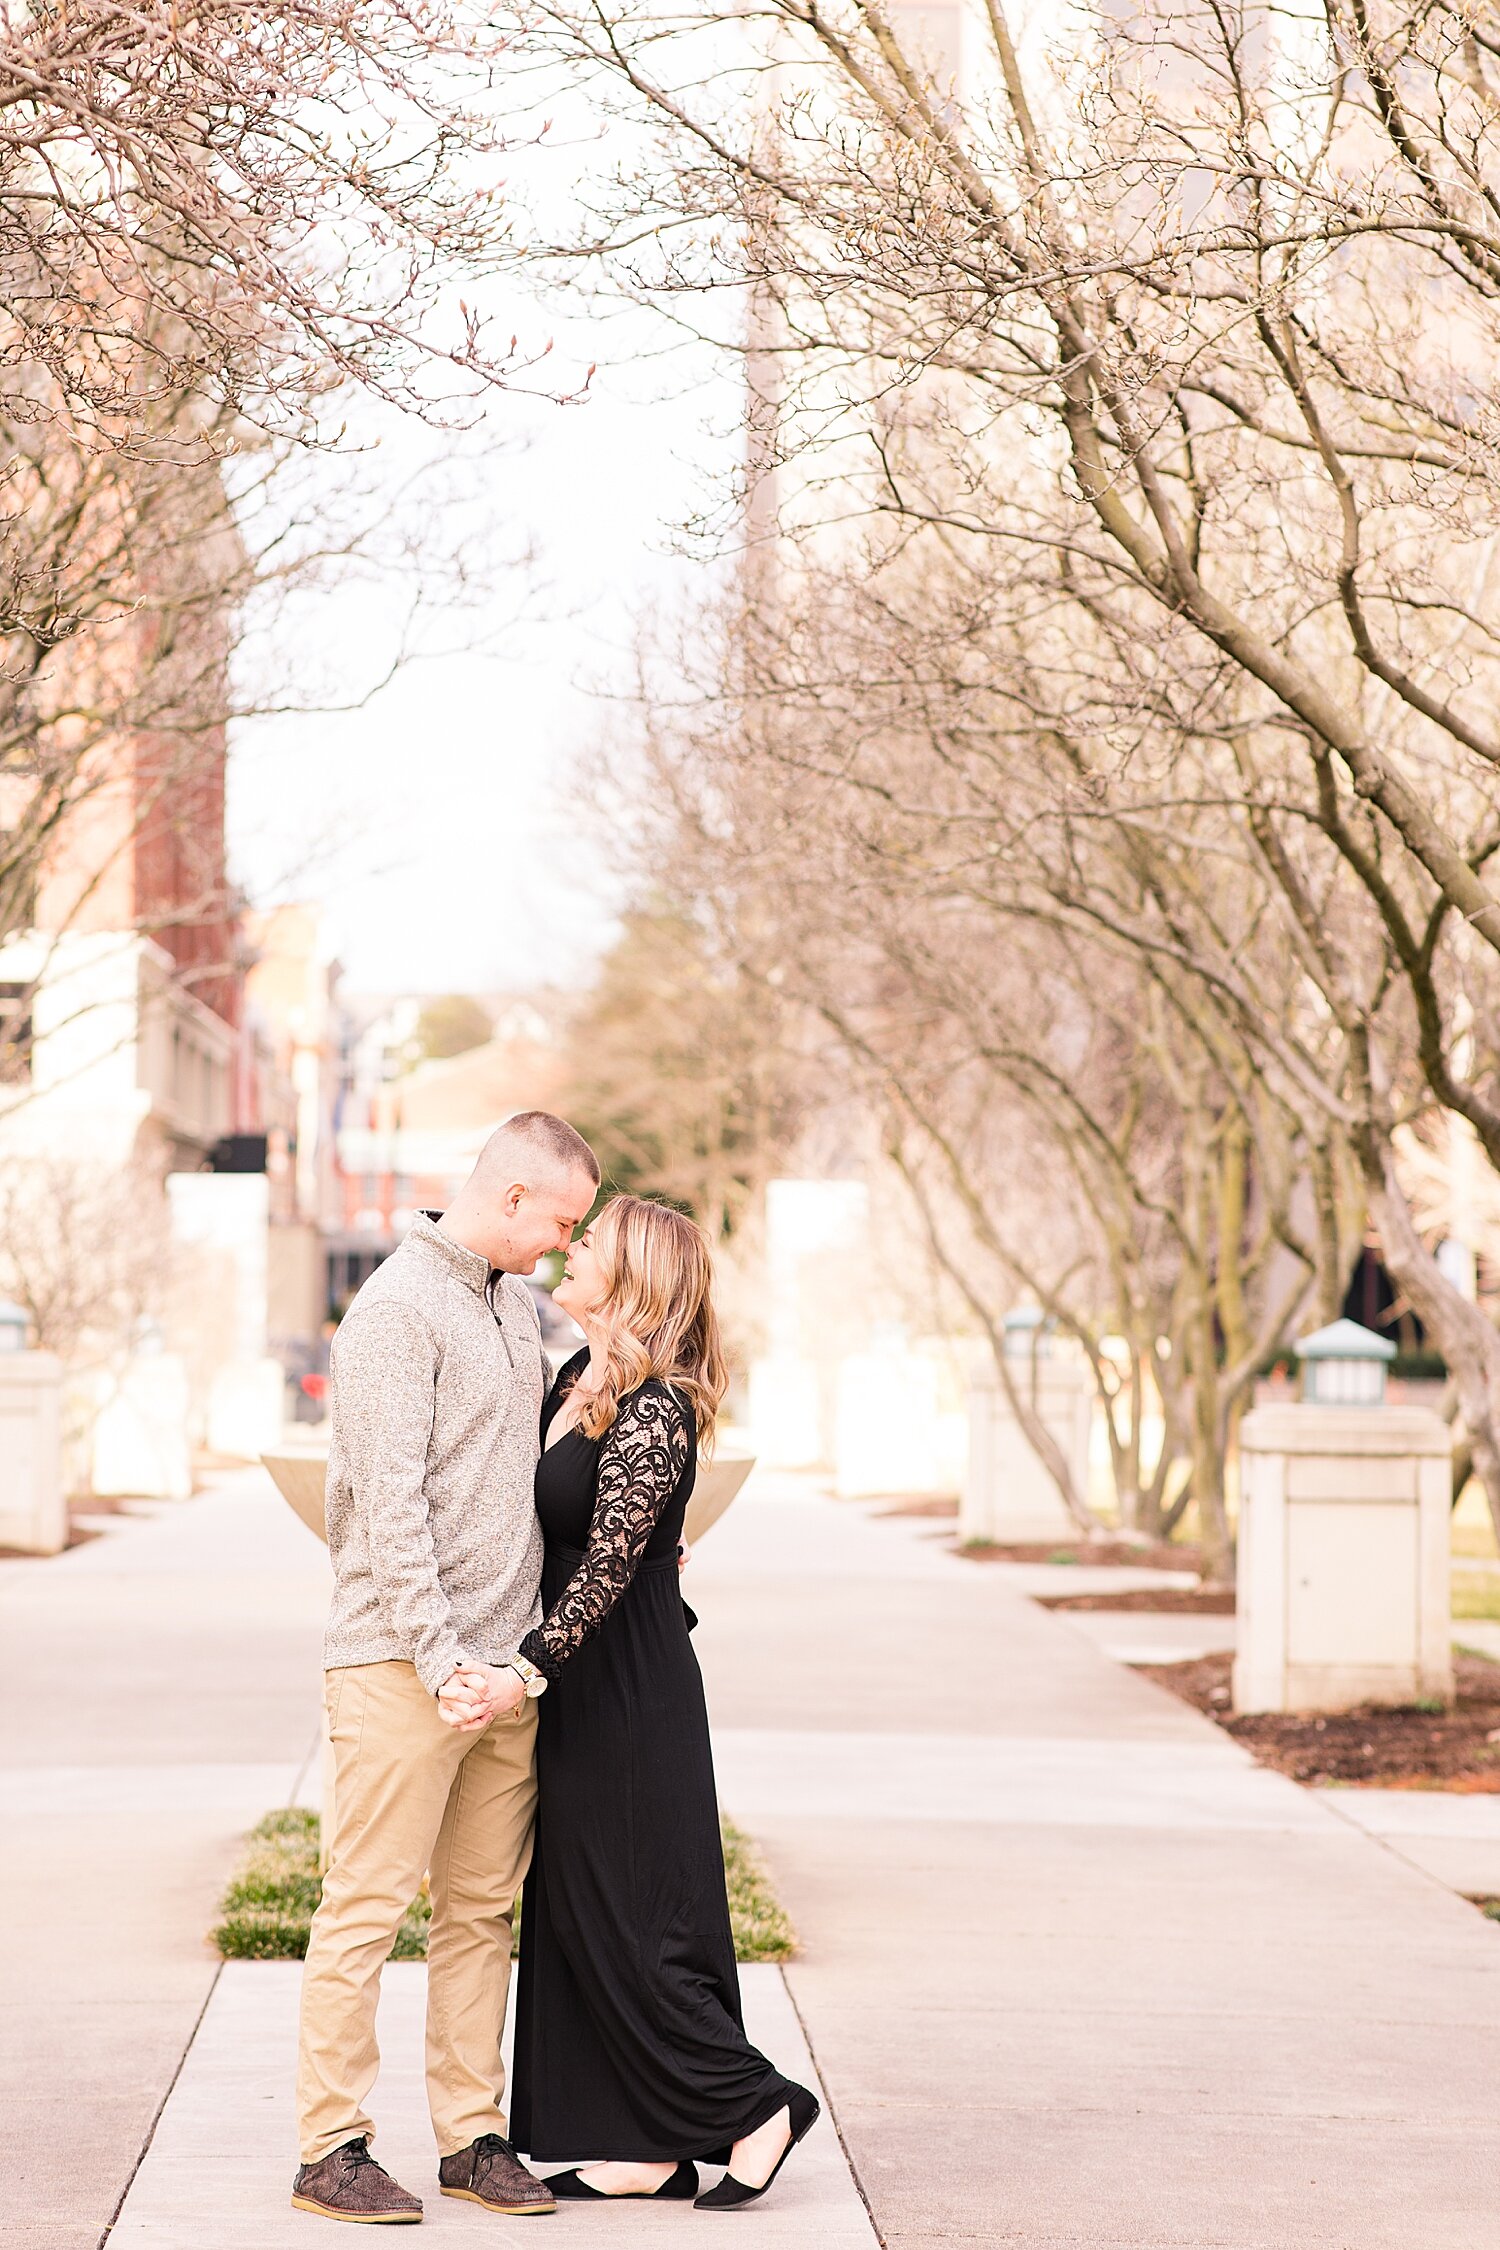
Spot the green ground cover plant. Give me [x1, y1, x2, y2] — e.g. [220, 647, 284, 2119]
[213, 1810, 434, 1963]
[214, 1808, 796, 1964]
[719, 1817, 796, 1963]
[1452, 1577, 1500, 1623]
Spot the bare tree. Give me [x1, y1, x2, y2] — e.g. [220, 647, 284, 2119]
[630, 598, 1365, 1575]
[506, 0, 1500, 1532]
[559, 896, 803, 1243]
[1, 0, 558, 1050]
[1, 1, 548, 451]
[0, 1151, 173, 1364]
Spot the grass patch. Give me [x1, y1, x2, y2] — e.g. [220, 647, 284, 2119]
[1452, 1576, 1500, 1623]
[720, 1816, 797, 1962]
[214, 1807, 796, 1964]
[213, 1810, 433, 1962]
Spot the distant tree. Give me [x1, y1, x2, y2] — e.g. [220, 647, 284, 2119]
[0, 1154, 172, 1366]
[0, 0, 551, 1063]
[559, 902, 801, 1241]
[0, 1, 538, 454]
[410, 994, 494, 1064]
[508, 0, 1500, 1543]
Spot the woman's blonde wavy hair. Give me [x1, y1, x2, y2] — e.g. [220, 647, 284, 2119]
[573, 1194, 728, 1449]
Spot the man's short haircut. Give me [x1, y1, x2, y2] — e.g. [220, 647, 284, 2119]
[485, 1109, 600, 1188]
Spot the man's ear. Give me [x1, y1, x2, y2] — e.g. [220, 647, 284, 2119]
[503, 1180, 528, 1216]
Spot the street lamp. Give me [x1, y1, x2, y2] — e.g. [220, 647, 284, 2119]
[1003, 1305, 1051, 1360]
[1295, 1317, 1398, 1407]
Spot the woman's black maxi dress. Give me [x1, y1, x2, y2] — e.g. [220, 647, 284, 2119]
[509, 1350, 798, 2165]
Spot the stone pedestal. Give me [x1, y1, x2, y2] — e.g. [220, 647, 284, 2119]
[1233, 1403, 1452, 1714]
[747, 1177, 871, 1468]
[961, 1354, 1093, 1544]
[168, 1171, 286, 1456]
[835, 1342, 966, 1499]
[0, 1353, 65, 1553]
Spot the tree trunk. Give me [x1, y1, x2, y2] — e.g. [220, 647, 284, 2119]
[990, 1342, 1103, 1539]
[1187, 1311, 1236, 1585]
[1365, 1149, 1500, 1546]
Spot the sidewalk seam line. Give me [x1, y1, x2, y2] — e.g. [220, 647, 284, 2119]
[779, 1963, 888, 2248]
[98, 1959, 223, 2248]
[1315, 1790, 1491, 1902]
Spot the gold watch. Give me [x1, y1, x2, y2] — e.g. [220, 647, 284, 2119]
[508, 1654, 548, 1699]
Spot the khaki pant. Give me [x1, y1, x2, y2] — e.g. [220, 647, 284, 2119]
[296, 1661, 538, 2164]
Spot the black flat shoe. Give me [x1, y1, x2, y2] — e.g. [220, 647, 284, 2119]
[694, 2087, 820, 2210]
[546, 2161, 699, 2201]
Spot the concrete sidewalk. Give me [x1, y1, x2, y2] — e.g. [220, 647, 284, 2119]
[111, 1963, 870, 2250]
[0, 1474, 329, 2250]
[11, 1464, 1500, 2248]
[690, 1477, 1500, 2250]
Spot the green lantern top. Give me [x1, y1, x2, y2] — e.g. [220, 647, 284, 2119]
[1294, 1318, 1396, 1406]
[1003, 1305, 1051, 1360]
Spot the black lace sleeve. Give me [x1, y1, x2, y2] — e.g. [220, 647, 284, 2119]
[520, 1382, 691, 1680]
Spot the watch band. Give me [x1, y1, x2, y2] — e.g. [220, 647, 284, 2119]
[509, 1654, 548, 1698]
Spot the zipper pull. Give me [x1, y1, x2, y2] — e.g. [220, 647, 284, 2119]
[488, 1274, 516, 1366]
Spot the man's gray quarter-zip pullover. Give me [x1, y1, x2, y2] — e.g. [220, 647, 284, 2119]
[322, 1211, 545, 1694]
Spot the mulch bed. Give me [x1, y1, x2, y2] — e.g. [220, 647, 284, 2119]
[1039, 1586, 1236, 1614]
[959, 1536, 1208, 1574]
[1138, 1649, 1500, 1789]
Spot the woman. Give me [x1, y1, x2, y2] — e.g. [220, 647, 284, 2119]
[511, 1193, 818, 2207]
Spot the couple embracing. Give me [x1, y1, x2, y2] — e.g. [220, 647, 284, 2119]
[291, 1111, 817, 2224]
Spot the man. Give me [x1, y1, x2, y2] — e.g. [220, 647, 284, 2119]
[292, 1111, 600, 2226]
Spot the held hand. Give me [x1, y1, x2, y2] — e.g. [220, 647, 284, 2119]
[437, 1674, 497, 1731]
[438, 1662, 526, 1732]
[677, 1537, 691, 1575]
[436, 1667, 488, 1730]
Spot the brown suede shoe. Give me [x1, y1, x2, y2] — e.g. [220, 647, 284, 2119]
[292, 2137, 423, 2224]
[439, 2133, 556, 2217]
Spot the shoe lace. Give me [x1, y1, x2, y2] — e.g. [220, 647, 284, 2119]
[341, 2140, 381, 2176]
[474, 2132, 517, 2165]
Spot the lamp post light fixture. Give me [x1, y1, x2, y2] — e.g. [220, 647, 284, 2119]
[1295, 1317, 1398, 1407]
[1235, 1313, 1450, 1715]
[963, 1305, 1090, 1543]
[1002, 1305, 1052, 1361]
[0, 1307, 62, 1552]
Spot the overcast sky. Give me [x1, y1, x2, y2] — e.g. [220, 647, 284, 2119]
[227, 101, 740, 1002]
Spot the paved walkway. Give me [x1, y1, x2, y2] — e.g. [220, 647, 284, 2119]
[0, 1473, 327, 2250]
[691, 1483, 1499, 2250]
[111, 1964, 867, 2250]
[8, 1466, 1500, 2248]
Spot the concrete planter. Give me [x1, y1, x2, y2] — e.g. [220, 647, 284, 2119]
[961, 1356, 1092, 1545]
[0, 1352, 65, 1554]
[1234, 1402, 1452, 1715]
